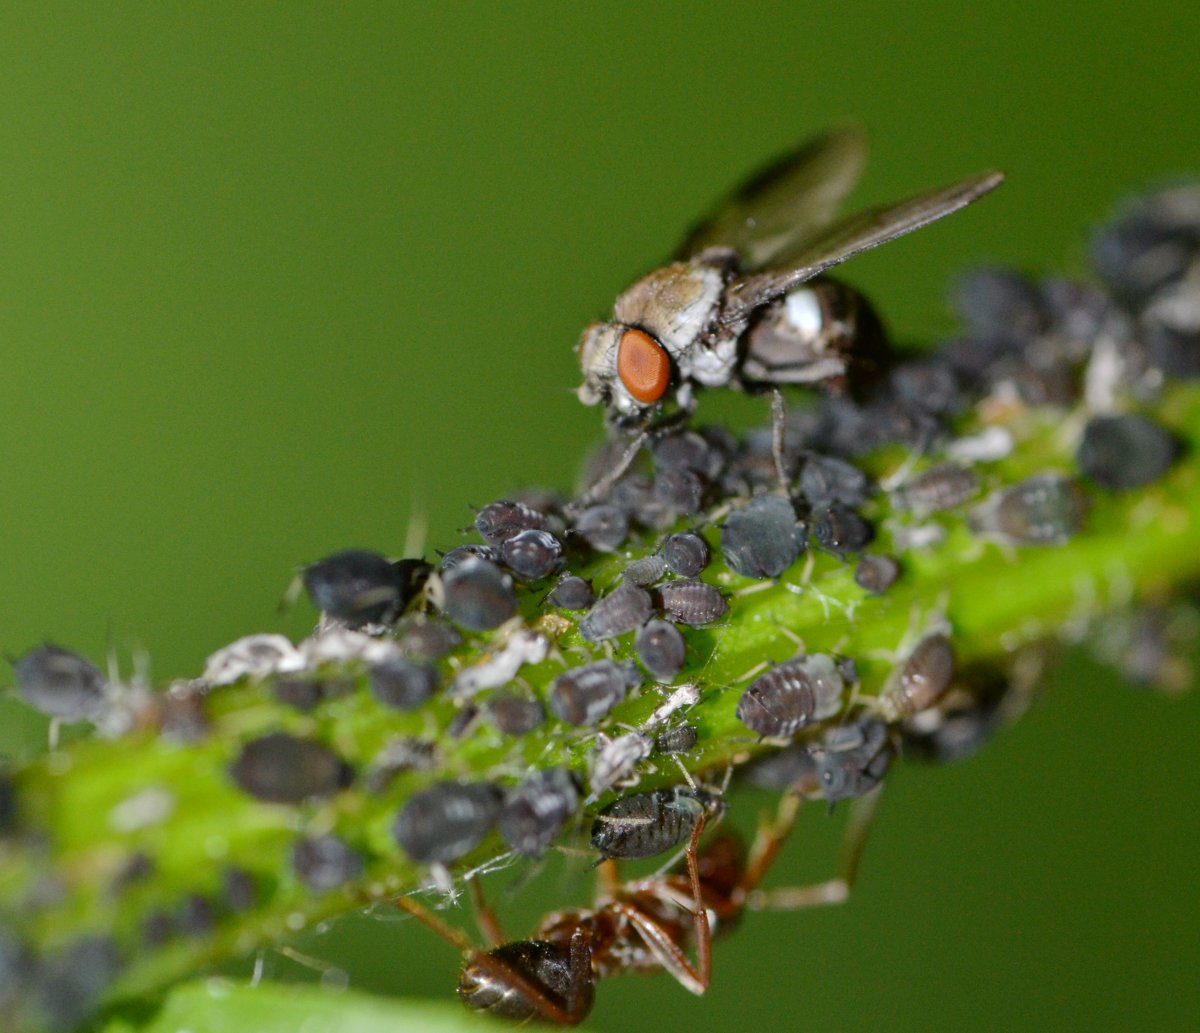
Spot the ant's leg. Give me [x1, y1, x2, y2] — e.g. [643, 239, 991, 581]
[683, 811, 713, 992]
[467, 875, 508, 948]
[735, 791, 804, 903]
[748, 784, 883, 911]
[594, 857, 622, 900]
[389, 894, 476, 953]
[771, 388, 791, 491]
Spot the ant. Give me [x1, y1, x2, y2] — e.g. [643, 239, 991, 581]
[388, 786, 881, 1025]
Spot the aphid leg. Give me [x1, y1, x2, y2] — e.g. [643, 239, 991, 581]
[747, 784, 883, 911]
[467, 874, 508, 947]
[770, 387, 791, 491]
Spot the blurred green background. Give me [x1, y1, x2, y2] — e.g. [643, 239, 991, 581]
[0, 3, 1196, 1030]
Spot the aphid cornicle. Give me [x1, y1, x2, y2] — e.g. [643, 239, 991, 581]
[575, 127, 1003, 478]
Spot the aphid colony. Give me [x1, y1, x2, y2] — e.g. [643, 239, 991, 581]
[2, 163, 1198, 1031]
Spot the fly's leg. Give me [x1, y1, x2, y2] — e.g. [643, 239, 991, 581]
[771, 387, 792, 491]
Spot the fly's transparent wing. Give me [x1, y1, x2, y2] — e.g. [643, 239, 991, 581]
[723, 170, 1005, 321]
[677, 125, 870, 269]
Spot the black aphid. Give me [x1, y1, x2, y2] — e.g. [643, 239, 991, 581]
[811, 503, 873, 557]
[578, 582, 653, 642]
[799, 454, 872, 508]
[439, 557, 518, 631]
[485, 693, 546, 736]
[720, 495, 806, 579]
[546, 574, 596, 610]
[12, 644, 107, 722]
[35, 935, 121, 1032]
[369, 657, 440, 711]
[1076, 413, 1180, 491]
[817, 718, 894, 803]
[571, 504, 630, 552]
[179, 893, 216, 937]
[742, 744, 821, 795]
[141, 911, 174, 947]
[272, 675, 352, 712]
[229, 732, 353, 804]
[0, 766, 16, 836]
[635, 620, 687, 681]
[1089, 185, 1200, 304]
[736, 655, 844, 737]
[500, 529, 565, 581]
[590, 787, 722, 861]
[854, 554, 901, 595]
[654, 723, 698, 755]
[292, 834, 364, 891]
[891, 463, 979, 515]
[498, 768, 580, 857]
[364, 737, 440, 794]
[548, 659, 638, 726]
[446, 703, 481, 739]
[397, 618, 462, 660]
[653, 468, 705, 514]
[392, 780, 503, 863]
[881, 633, 956, 720]
[889, 359, 965, 417]
[950, 267, 1046, 345]
[474, 500, 549, 546]
[302, 549, 429, 627]
[651, 429, 725, 479]
[662, 531, 710, 577]
[623, 554, 667, 586]
[224, 867, 257, 912]
[439, 543, 500, 571]
[968, 473, 1089, 546]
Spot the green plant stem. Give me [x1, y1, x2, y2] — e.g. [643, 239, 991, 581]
[3, 383, 1200, 1025]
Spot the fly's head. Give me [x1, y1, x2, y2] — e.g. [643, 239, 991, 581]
[576, 260, 729, 423]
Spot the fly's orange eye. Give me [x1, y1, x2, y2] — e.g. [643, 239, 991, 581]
[617, 329, 670, 404]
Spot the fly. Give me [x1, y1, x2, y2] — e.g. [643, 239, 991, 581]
[575, 126, 1003, 495]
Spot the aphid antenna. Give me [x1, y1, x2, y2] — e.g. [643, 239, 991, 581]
[670, 755, 697, 790]
[879, 441, 930, 492]
[276, 568, 306, 614]
[248, 950, 266, 988]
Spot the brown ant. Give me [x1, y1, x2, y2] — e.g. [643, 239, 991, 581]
[388, 787, 881, 1025]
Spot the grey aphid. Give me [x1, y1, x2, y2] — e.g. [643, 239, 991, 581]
[12, 644, 108, 722]
[891, 463, 979, 516]
[853, 554, 900, 595]
[500, 529, 565, 581]
[1076, 413, 1179, 491]
[571, 504, 630, 552]
[548, 659, 639, 726]
[578, 582, 653, 642]
[655, 579, 728, 626]
[968, 473, 1089, 546]
[736, 655, 844, 737]
[623, 554, 667, 587]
